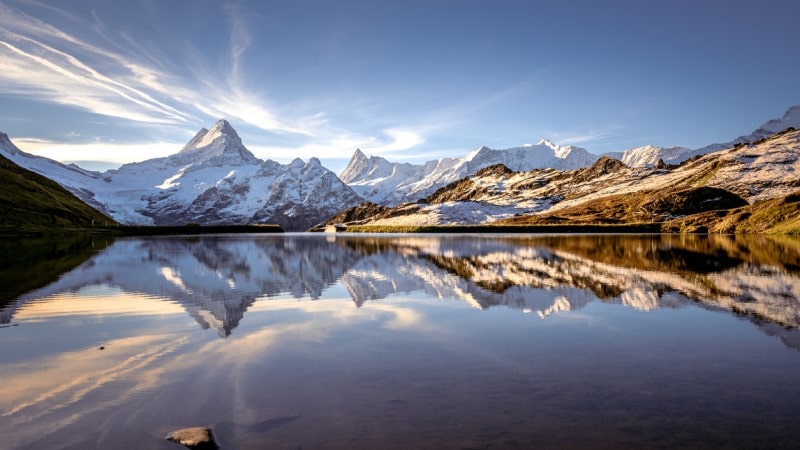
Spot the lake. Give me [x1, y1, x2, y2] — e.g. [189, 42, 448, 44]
[1, 233, 800, 449]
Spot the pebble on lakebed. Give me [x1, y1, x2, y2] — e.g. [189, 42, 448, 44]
[165, 427, 219, 449]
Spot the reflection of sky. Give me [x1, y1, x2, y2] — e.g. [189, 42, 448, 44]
[0, 292, 449, 448]
[3, 235, 800, 447]
[14, 285, 185, 321]
[2, 283, 800, 448]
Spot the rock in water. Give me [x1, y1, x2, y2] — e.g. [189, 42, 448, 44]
[165, 427, 219, 449]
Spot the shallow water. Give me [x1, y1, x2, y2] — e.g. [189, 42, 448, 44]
[1, 233, 800, 449]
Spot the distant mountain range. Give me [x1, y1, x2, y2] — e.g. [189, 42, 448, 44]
[340, 139, 599, 204]
[342, 104, 800, 205]
[327, 128, 800, 232]
[1, 104, 798, 231]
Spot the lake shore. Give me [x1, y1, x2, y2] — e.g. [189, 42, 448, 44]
[0, 223, 284, 237]
[335, 223, 664, 233]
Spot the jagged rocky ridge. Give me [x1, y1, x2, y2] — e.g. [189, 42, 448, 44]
[340, 139, 600, 205]
[0, 120, 363, 231]
[341, 105, 800, 206]
[328, 128, 800, 230]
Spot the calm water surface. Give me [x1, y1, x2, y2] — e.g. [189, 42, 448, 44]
[1, 233, 800, 449]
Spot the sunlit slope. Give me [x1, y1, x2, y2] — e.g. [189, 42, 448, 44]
[328, 128, 800, 233]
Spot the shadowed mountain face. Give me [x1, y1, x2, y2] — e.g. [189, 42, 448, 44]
[0, 152, 117, 234]
[2, 234, 799, 347]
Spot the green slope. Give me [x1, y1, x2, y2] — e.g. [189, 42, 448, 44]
[0, 154, 118, 235]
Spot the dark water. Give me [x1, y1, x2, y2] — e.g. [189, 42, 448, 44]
[1, 233, 800, 449]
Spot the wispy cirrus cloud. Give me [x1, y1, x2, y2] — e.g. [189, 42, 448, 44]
[0, 3, 192, 124]
[0, 0, 434, 167]
[225, 0, 251, 85]
[557, 131, 617, 146]
[0, 2, 322, 135]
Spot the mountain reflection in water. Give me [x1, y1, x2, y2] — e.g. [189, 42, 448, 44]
[2, 234, 799, 347]
[3, 233, 800, 449]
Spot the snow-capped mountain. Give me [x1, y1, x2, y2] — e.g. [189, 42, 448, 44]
[341, 103, 800, 203]
[601, 105, 800, 168]
[603, 145, 692, 167]
[341, 139, 599, 205]
[684, 104, 800, 160]
[0, 132, 115, 216]
[336, 127, 800, 228]
[0, 120, 363, 231]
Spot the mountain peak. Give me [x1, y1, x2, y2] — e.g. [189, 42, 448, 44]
[172, 120, 257, 167]
[691, 103, 800, 158]
[537, 138, 558, 150]
[209, 119, 238, 137]
[340, 148, 381, 183]
[181, 119, 243, 153]
[779, 104, 800, 125]
[0, 132, 20, 156]
[182, 128, 209, 151]
[464, 145, 491, 162]
[745, 104, 800, 139]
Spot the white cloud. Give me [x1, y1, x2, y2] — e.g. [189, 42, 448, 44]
[558, 131, 616, 146]
[15, 138, 182, 164]
[0, 4, 193, 124]
[0, 2, 313, 135]
[249, 127, 426, 162]
[225, 1, 251, 84]
[0, 2, 432, 165]
[370, 128, 425, 153]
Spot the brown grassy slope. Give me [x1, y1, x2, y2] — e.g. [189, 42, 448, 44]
[497, 188, 800, 234]
[663, 191, 800, 234]
[498, 186, 748, 225]
[309, 201, 392, 230]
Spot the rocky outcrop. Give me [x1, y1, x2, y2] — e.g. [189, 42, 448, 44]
[310, 201, 391, 230]
[166, 427, 219, 450]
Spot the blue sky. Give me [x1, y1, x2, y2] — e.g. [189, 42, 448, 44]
[0, 0, 798, 172]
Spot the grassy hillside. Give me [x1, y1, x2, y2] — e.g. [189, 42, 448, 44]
[326, 129, 800, 234]
[498, 186, 749, 226]
[0, 154, 117, 235]
[495, 189, 800, 234]
[663, 191, 800, 234]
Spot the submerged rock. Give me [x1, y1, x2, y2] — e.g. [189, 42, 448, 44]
[165, 427, 219, 449]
